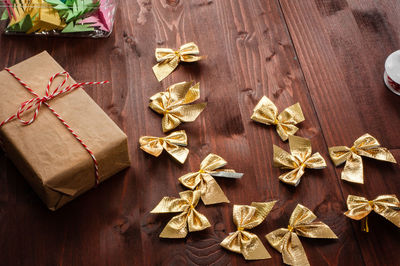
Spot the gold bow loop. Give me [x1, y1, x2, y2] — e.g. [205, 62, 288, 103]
[149, 81, 207, 132]
[150, 190, 211, 238]
[273, 135, 327, 186]
[152, 42, 203, 81]
[139, 130, 189, 164]
[329, 133, 396, 184]
[344, 194, 400, 232]
[266, 204, 338, 266]
[251, 96, 305, 141]
[221, 201, 277, 260]
[178, 154, 243, 205]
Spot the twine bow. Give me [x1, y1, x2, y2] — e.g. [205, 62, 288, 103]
[178, 153, 243, 205]
[150, 190, 211, 238]
[266, 204, 338, 266]
[0, 68, 109, 185]
[139, 130, 189, 164]
[152, 42, 203, 81]
[329, 133, 397, 184]
[273, 135, 327, 186]
[251, 96, 305, 141]
[344, 194, 400, 232]
[220, 201, 277, 260]
[149, 81, 207, 132]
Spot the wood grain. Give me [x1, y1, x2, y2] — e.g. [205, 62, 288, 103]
[0, 0, 399, 265]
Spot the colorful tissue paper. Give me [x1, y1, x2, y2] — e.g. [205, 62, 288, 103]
[344, 195, 400, 232]
[273, 135, 326, 186]
[220, 201, 276, 260]
[150, 190, 211, 238]
[266, 204, 338, 266]
[178, 153, 243, 205]
[149, 81, 207, 132]
[1, 0, 115, 36]
[139, 130, 189, 164]
[329, 133, 397, 184]
[251, 96, 305, 141]
[152, 42, 204, 81]
[0, 51, 130, 210]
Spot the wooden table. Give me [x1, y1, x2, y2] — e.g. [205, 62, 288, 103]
[1, 0, 399, 265]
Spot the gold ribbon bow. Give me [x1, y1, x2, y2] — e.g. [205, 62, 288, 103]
[178, 154, 243, 205]
[152, 42, 203, 81]
[329, 133, 397, 184]
[149, 81, 207, 132]
[251, 96, 305, 141]
[344, 194, 400, 232]
[139, 130, 189, 164]
[273, 135, 327, 186]
[266, 204, 338, 266]
[150, 190, 211, 238]
[220, 201, 277, 260]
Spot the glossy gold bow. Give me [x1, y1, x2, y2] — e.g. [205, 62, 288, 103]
[178, 154, 243, 205]
[221, 201, 277, 260]
[266, 204, 338, 266]
[251, 96, 305, 141]
[344, 194, 400, 232]
[149, 81, 207, 132]
[152, 42, 204, 81]
[329, 133, 397, 184]
[151, 190, 211, 238]
[139, 130, 189, 164]
[273, 135, 327, 186]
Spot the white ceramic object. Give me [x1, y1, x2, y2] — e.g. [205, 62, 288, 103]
[384, 50, 400, 96]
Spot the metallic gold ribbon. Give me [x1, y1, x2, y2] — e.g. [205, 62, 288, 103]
[344, 194, 400, 232]
[150, 190, 211, 238]
[139, 130, 189, 164]
[266, 204, 338, 266]
[251, 96, 305, 141]
[149, 81, 207, 132]
[221, 201, 277, 260]
[152, 42, 203, 81]
[273, 135, 327, 186]
[178, 153, 243, 205]
[329, 133, 397, 184]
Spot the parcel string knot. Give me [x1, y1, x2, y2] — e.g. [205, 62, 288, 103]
[1, 67, 110, 185]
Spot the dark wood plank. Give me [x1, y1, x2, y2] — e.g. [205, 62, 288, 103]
[279, 0, 400, 265]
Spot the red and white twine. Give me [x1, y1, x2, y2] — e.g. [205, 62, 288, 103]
[0, 68, 110, 186]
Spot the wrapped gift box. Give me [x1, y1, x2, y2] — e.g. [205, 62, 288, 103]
[0, 51, 130, 210]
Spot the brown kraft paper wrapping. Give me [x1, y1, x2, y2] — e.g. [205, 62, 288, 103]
[0, 51, 131, 210]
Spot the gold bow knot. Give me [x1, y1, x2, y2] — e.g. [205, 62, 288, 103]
[152, 42, 203, 81]
[150, 190, 211, 238]
[221, 201, 277, 260]
[251, 96, 305, 141]
[344, 194, 400, 232]
[329, 133, 396, 184]
[266, 204, 338, 266]
[149, 81, 207, 132]
[178, 154, 243, 205]
[273, 135, 327, 186]
[139, 130, 189, 164]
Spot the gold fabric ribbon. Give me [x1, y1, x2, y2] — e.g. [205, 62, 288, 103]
[149, 81, 207, 132]
[344, 194, 400, 232]
[139, 130, 189, 164]
[152, 42, 204, 81]
[178, 153, 243, 205]
[220, 201, 277, 260]
[150, 190, 211, 238]
[266, 204, 338, 266]
[251, 96, 305, 141]
[273, 135, 327, 186]
[329, 133, 397, 184]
